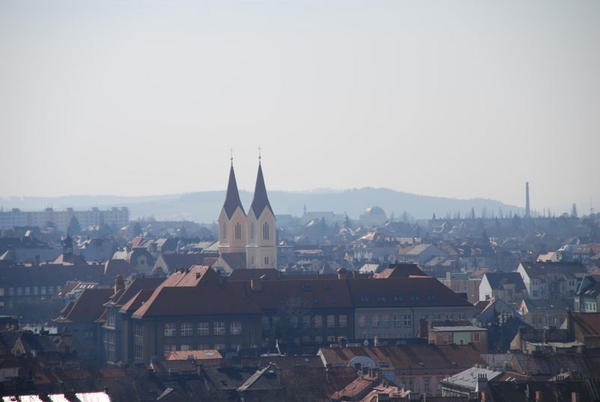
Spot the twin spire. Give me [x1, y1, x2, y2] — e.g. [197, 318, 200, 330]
[222, 152, 272, 219]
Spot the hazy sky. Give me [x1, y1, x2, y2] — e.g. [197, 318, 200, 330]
[1, 1, 599, 213]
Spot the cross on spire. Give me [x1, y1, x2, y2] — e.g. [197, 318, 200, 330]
[258, 146, 262, 164]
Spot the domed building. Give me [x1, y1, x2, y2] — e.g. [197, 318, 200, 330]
[359, 206, 388, 227]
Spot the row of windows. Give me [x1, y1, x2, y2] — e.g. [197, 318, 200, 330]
[359, 295, 436, 303]
[222, 222, 271, 241]
[358, 314, 411, 328]
[0, 286, 58, 297]
[263, 314, 348, 329]
[163, 343, 243, 356]
[164, 321, 242, 337]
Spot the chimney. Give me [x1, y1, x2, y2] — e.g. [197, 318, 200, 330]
[114, 274, 125, 294]
[525, 182, 531, 218]
[535, 391, 542, 402]
[337, 268, 348, 280]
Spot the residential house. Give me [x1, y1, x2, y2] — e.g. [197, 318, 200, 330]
[574, 275, 600, 312]
[479, 272, 527, 304]
[318, 344, 483, 396]
[348, 276, 474, 340]
[518, 298, 570, 329]
[517, 262, 585, 300]
[428, 324, 488, 353]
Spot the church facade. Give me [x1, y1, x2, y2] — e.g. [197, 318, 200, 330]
[214, 161, 277, 272]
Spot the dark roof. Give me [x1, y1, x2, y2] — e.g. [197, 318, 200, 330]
[158, 253, 205, 271]
[347, 277, 473, 308]
[228, 268, 281, 281]
[248, 279, 353, 310]
[249, 163, 273, 218]
[221, 252, 247, 270]
[520, 261, 586, 278]
[484, 272, 526, 291]
[373, 263, 426, 278]
[56, 288, 113, 323]
[223, 164, 245, 219]
[106, 277, 163, 306]
[120, 289, 155, 313]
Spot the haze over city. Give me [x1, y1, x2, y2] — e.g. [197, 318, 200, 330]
[1, 0, 599, 215]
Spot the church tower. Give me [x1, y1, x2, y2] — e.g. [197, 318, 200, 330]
[218, 161, 247, 254]
[246, 159, 277, 269]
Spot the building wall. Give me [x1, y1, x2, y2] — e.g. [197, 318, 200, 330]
[246, 207, 277, 269]
[354, 306, 473, 340]
[0, 207, 129, 232]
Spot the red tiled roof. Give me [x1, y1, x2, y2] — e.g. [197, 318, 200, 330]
[572, 312, 600, 337]
[132, 281, 261, 318]
[331, 376, 375, 400]
[166, 349, 222, 360]
[373, 264, 426, 279]
[247, 279, 353, 310]
[228, 269, 281, 281]
[320, 344, 482, 373]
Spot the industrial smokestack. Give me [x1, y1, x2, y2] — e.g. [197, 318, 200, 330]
[525, 182, 531, 218]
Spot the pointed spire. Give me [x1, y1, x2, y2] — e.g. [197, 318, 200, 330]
[223, 163, 244, 219]
[250, 160, 273, 217]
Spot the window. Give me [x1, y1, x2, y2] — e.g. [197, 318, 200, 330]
[24, 287, 30, 296]
[358, 314, 367, 328]
[230, 321, 242, 335]
[262, 317, 271, 330]
[181, 322, 193, 336]
[107, 310, 116, 327]
[393, 314, 401, 328]
[290, 315, 298, 328]
[16, 287, 22, 296]
[213, 321, 226, 335]
[32, 287, 38, 295]
[303, 315, 311, 328]
[198, 322, 209, 336]
[235, 223, 242, 240]
[0, 288, 4, 296]
[221, 222, 227, 239]
[180, 344, 191, 351]
[372, 314, 380, 328]
[198, 344, 210, 350]
[164, 323, 176, 337]
[327, 315, 335, 328]
[264, 256, 269, 265]
[472, 332, 480, 342]
[214, 344, 226, 350]
[424, 377, 430, 393]
[263, 222, 270, 240]
[250, 223, 255, 240]
[381, 314, 391, 328]
[134, 343, 143, 361]
[339, 315, 348, 328]
[314, 315, 323, 328]
[251, 256, 255, 266]
[360, 296, 370, 303]
[135, 324, 143, 338]
[315, 335, 323, 344]
[163, 344, 176, 357]
[40, 287, 45, 295]
[403, 314, 411, 327]
[376, 296, 386, 303]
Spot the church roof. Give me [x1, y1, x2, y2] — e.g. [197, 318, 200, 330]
[223, 164, 245, 219]
[250, 163, 273, 217]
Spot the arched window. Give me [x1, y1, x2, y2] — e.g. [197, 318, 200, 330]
[263, 222, 270, 240]
[235, 223, 241, 240]
[221, 222, 227, 239]
[250, 223, 255, 240]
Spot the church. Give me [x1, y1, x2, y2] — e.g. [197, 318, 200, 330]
[212, 158, 277, 273]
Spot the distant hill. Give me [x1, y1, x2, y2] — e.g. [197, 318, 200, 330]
[0, 188, 523, 223]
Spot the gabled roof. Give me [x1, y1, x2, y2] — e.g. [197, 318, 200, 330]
[120, 289, 155, 313]
[249, 163, 273, 218]
[223, 164, 245, 219]
[56, 288, 113, 323]
[221, 252, 247, 270]
[105, 277, 163, 307]
[157, 253, 205, 272]
[483, 272, 526, 291]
